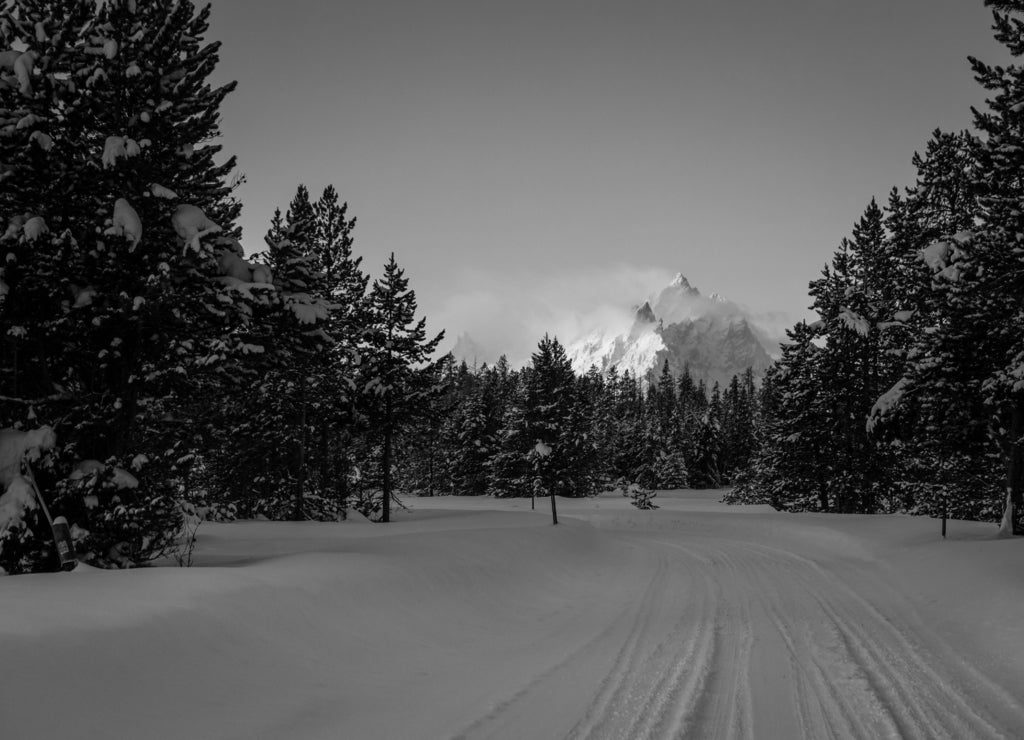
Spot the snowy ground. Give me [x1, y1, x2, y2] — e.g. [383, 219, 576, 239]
[2, 491, 1023, 739]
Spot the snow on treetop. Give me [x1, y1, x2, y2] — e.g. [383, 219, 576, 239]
[286, 293, 330, 325]
[149, 183, 178, 200]
[69, 459, 105, 481]
[11, 51, 36, 96]
[920, 231, 972, 273]
[22, 216, 48, 242]
[920, 241, 955, 272]
[172, 204, 221, 252]
[2, 214, 26, 241]
[867, 377, 909, 433]
[29, 131, 53, 151]
[70, 460, 139, 489]
[838, 307, 870, 337]
[0, 476, 37, 533]
[102, 136, 141, 169]
[104, 198, 142, 246]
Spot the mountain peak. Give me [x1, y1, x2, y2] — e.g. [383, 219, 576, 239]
[634, 301, 656, 324]
[668, 272, 698, 293]
[567, 272, 776, 387]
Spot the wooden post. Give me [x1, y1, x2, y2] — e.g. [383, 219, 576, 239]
[25, 462, 77, 570]
[941, 491, 947, 538]
[534, 441, 555, 524]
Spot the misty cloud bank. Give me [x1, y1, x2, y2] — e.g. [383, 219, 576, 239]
[435, 264, 795, 367]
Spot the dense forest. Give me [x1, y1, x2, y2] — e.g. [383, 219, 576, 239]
[725, 1, 1024, 539]
[3, 0, 1024, 574]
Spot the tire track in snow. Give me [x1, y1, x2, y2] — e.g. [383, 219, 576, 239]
[740, 540, 1020, 739]
[804, 570, 1008, 739]
[565, 539, 716, 740]
[679, 548, 755, 740]
[694, 542, 854, 739]
[563, 550, 675, 740]
[452, 544, 684, 740]
[744, 539, 1024, 724]
[623, 569, 716, 739]
[447, 589, 642, 740]
[738, 544, 898, 739]
[636, 539, 755, 740]
[454, 517, 1024, 740]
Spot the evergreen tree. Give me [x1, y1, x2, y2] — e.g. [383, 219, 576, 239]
[489, 380, 532, 497]
[730, 323, 831, 510]
[364, 254, 443, 522]
[524, 335, 576, 506]
[870, 6, 1024, 532]
[0, 0, 249, 569]
[448, 384, 494, 495]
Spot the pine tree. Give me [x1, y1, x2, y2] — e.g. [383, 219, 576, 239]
[448, 384, 493, 495]
[364, 254, 443, 522]
[951, 4, 1024, 533]
[307, 184, 365, 505]
[731, 323, 831, 510]
[869, 132, 996, 519]
[489, 380, 532, 497]
[870, 6, 1024, 532]
[0, 0, 249, 569]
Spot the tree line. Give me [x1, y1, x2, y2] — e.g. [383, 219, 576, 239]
[387, 346, 759, 501]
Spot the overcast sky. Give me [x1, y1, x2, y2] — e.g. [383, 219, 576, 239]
[206, 0, 1004, 363]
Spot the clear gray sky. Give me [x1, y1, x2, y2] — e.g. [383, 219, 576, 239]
[207, 0, 1004, 363]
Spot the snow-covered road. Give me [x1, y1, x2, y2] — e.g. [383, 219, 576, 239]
[449, 497, 1024, 739]
[2, 491, 1023, 739]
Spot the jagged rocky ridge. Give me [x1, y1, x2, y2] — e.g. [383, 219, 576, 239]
[567, 273, 777, 387]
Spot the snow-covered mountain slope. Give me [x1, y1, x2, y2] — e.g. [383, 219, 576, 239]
[3, 493, 1023, 739]
[567, 273, 777, 386]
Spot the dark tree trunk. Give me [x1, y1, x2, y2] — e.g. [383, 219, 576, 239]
[817, 484, 829, 513]
[381, 398, 392, 523]
[292, 384, 307, 521]
[319, 422, 330, 500]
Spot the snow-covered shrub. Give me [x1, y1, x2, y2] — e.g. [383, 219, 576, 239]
[0, 504, 50, 575]
[636, 448, 689, 491]
[0, 426, 59, 574]
[178, 490, 236, 524]
[51, 461, 183, 568]
[624, 483, 658, 510]
[251, 492, 346, 522]
[340, 483, 380, 521]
